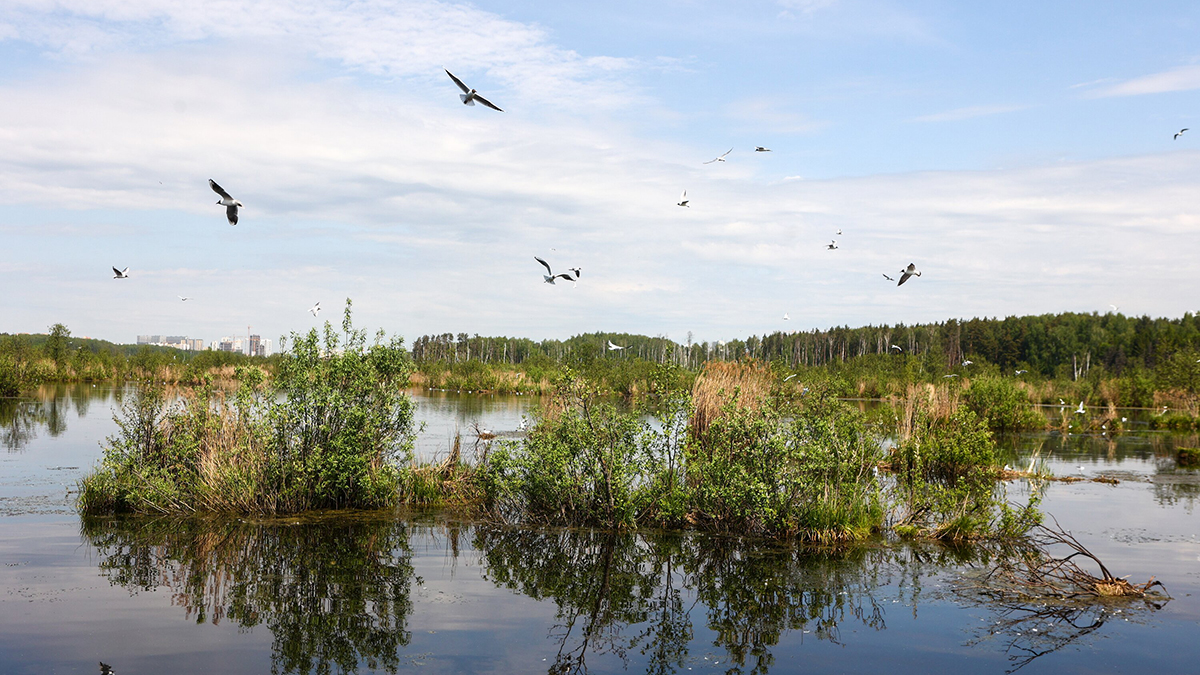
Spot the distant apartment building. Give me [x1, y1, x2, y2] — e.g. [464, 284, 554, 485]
[137, 335, 201, 351]
[217, 336, 271, 357]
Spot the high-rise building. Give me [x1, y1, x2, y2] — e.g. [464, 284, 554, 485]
[249, 334, 261, 357]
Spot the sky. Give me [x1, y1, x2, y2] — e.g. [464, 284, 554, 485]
[2, 0, 1200, 348]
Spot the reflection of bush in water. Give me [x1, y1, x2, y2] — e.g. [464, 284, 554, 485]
[81, 515, 414, 674]
[0, 396, 72, 452]
[474, 526, 939, 674]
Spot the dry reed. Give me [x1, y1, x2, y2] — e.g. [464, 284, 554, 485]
[689, 360, 774, 438]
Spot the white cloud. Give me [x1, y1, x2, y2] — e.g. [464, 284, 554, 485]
[1092, 64, 1200, 97]
[911, 104, 1026, 123]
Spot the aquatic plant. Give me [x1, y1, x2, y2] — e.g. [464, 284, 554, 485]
[78, 301, 416, 514]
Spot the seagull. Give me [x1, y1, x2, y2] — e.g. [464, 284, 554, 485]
[1175, 128, 1188, 140]
[1074, 402, 1086, 414]
[100, 663, 115, 675]
[897, 263, 921, 286]
[1015, 369, 1028, 374]
[962, 359, 973, 366]
[890, 344, 903, 352]
[535, 257, 576, 285]
[836, 229, 842, 235]
[606, 340, 625, 351]
[783, 312, 790, 320]
[112, 267, 129, 279]
[209, 179, 242, 226]
[943, 374, 958, 378]
[882, 273, 894, 282]
[703, 148, 733, 164]
[178, 295, 191, 301]
[754, 146, 771, 152]
[1109, 304, 1119, 313]
[827, 240, 838, 250]
[444, 69, 503, 111]
[309, 302, 321, 317]
[677, 190, 689, 207]
[783, 374, 797, 381]
[567, 267, 582, 279]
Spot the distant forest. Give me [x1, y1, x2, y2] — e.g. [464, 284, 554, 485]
[411, 312, 1200, 378]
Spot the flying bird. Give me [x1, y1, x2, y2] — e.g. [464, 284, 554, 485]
[568, 267, 582, 279]
[677, 190, 689, 207]
[754, 146, 771, 152]
[783, 374, 797, 381]
[703, 148, 733, 164]
[444, 69, 503, 111]
[1074, 402, 1086, 414]
[1175, 128, 1188, 140]
[1109, 304, 1119, 313]
[783, 312, 790, 320]
[309, 302, 321, 317]
[882, 273, 894, 282]
[1015, 369, 1028, 374]
[100, 663, 115, 675]
[606, 340, 625, 351]
[943, 374, 958, 378]
[897, 263, 921, 286]
[112, 267, 129, 279]
[890, 344, 903, 352]
[535, 257, 576, 285]
[826, 240, 838, 250]
[962, 360, 973, 366]
[209, 179, 242, 226]
[178, 295, 191, 301]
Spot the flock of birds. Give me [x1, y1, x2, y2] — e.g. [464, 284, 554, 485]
[103, 68, 1193, 342]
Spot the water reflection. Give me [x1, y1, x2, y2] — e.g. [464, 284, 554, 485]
[0, 393, 71, 452]
[72, 515, 1104, 675]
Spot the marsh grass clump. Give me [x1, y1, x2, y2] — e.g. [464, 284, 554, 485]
[689, 360, 774, 438]
[1177, 447, 1200, 466]
[79, 301, 417, 514]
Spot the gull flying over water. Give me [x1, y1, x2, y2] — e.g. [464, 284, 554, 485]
[1175, 128, 1188, 140]
[112, 267, 129, 279]
[677, 190, 689, 207]
[897, 263, 921, 286]
[535, 257, 576, 285]
[606, 340, 625, 351]
[309, 302, 321, 317]
[444, 69, 503, 111]
[703, 148, 732, 164]
[1074, 402, 1086, 414]
[209, 179, 242, 226]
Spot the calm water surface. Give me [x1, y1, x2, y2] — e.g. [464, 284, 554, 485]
[1, 385, 1197, 674]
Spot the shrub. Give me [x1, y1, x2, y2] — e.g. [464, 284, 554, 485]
[961, 377, 1046, 432]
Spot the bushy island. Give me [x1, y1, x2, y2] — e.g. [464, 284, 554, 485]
[79, 306, 1041, 543]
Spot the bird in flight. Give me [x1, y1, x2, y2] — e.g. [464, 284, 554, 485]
[568, 267, 582, 279]
[703, 148, 733, 164]
[1175, 128, 1188, 140]
[100, 662, 115, 675]
[178, 295, 191, 301]
[112, 267, 129, 279]
[1074, 402, 1086, 414]
[897, 263, 921, 286]
[209, 179, 242, 226]
[677, 190, 689, 207]
[606, 340, 625, 351]
[881, 273, 894, 282]
[535, 257, 576, 285]
[962, 359, 973, 366]
[1109, 304, 1119, 313]
[783, 374, 797, 381]
[826, 240, 838, 250]
[444, 69, 503, 111]
[890, 344, 902, 352]
[1015, 369, 1028, 375]
[943, 374, 958, 378]
[309, 302, 321, 317]
[754, 146, 771, 152]
[783, 312, 790, 320]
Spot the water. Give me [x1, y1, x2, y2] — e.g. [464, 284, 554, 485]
[1, 385, 1198, 674]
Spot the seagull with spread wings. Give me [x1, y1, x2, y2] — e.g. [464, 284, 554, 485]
[677, 190, 689, 207]
[535, 257, 576, 286]
[826, 240, 838, 250]
[1175, 128, 1188, 140]
[112, 267, 129, 279]
[607, 340, 625, 351]
[703, 148, 732, 164]
[897, 263, 921, 286]
[882, 273, 894, 282]
[445, 69, 503, 111]
[309, 302, 321, 317]
[209, 179, 242, 226]
[754, 146, 771, 152]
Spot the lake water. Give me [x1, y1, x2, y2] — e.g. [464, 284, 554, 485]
[1, 385, 1197, 674]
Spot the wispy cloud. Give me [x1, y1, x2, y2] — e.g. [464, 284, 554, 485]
[910, 104, 1026, 123]
[1092, 64, 1200, 97]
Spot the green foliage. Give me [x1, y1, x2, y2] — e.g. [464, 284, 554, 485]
[78, 300, 417, 514]
[961, 377, 1046, 432]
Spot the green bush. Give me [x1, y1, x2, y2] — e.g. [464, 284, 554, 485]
[961, 377, 1045, 432]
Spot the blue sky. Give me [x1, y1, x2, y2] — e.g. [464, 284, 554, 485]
[1, 0, 1199, 347]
